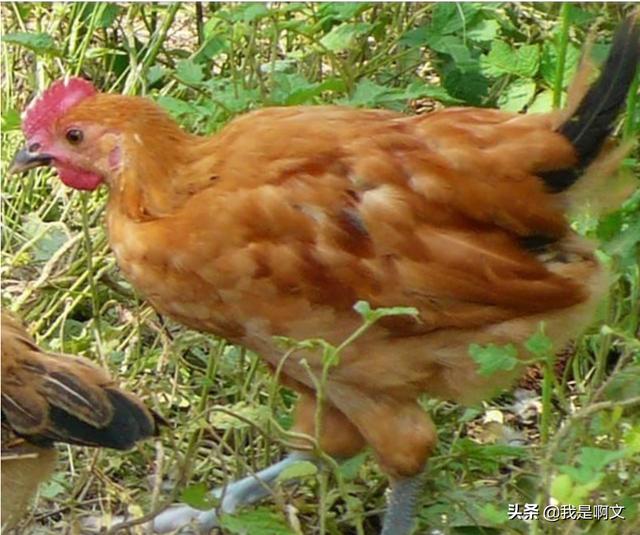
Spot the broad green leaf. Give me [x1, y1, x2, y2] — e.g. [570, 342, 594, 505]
[550, 474, 574, 503]
[276, 460, 318, 482]
[39, 474, 66, 499]
[146, 65, 166, 86]
[399, 25, 430, 47]
[157, 95, 197, 117]
[391, 80, 462, 105]
[514, 44, 540, 77]
[23, 214, 71, 263]
[180, 483, 218, 510]
[443, 66, 488, 105]
[528, 89, 554, 113]
[283, 76, 346, 106]
[194, 36, 227, 62]
[176, 59, 205, 85]
[430, 2, 483, 35]
[524, 327, 553, 358]
[342, 78, 389, 107]
[482, 41, 539, 78]
[468, 343, 519, 376]
[467, 19, 499, 42]
[97, 4, 120, 28]
[319, 3, 371, 22]
[320, 22, 372, 51]
[242, 3, 270, 22]
[427, 36, 477, 72]
[339, 451, 368, 480]
[220, 508, 295, 535]
[480, 40, 515, 77]
[605, 366, 640, 401]
[601, 217, 640, 267]
[2, 31, 57, 54]
[480, 503, 507, 525]
[540, 42, 580, 88]
[577, 447, 627, 472]
[209, 402, 270, 430]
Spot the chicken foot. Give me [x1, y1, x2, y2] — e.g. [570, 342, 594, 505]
[151, 451, 316, 534]
[151, 453, 422, 535]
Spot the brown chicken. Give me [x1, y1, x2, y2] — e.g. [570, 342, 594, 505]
[1, 312, 159, 530]
[10, 18, 640, 535]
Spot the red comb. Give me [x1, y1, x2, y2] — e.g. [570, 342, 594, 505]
[22, 77, 97, 137]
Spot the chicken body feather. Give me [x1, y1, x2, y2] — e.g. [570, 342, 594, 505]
[100, 104, 607, 474]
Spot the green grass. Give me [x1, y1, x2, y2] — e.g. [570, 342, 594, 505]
[1, 3, 639, 534]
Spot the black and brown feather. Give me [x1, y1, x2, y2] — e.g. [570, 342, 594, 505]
[1, 312, 160, 450]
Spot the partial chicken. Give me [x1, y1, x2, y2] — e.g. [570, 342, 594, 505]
[1, 312, 159, 530]
[10, 17, 640, 535]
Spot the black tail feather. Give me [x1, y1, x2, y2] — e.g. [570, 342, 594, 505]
[27, 390, 161, 451]
[541, 17, 640, 193]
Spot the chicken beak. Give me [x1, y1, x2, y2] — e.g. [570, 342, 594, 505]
[9, 147, 53, 175]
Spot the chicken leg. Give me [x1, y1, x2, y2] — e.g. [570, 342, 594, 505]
[152, 453, 422, 535]
[381, 474, 425, 535]
[152, 451, 317, 533]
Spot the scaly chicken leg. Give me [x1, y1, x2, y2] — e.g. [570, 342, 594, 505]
[153, 452, 315, 533]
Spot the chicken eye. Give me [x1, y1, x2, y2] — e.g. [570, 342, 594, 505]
[65, 128, 83, 145]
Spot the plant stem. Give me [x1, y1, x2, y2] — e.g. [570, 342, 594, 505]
[553, 3, 571, 108]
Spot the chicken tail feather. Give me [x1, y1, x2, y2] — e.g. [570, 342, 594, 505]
[541, 16, 640, 192]
[45, 389, 161, 450]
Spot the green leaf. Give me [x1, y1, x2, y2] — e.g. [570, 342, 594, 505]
[146, 65, 166, 86]
[550, 473, 574, 503]
[194, 36, 227, 63]
[338, 451, 368, 480]
[2, 31, 57, 54]
[23, 214, 71, 263]
[528, 89, 554, 113]
[540, 42, 580, 88]
[353, 301, 419, 322]
[468, 343, 519, 377]
[391, 80, 462, 105]
[480, 503, 507, 525]
[524, 326, 553, 358]
[442, 66, 488, 105]
[157, 95, 197, 117]
[601, 217, 640, 266]
[220, 507, 295, 535]
[242, 4, 270, 22]
[514, 44, 540, 77]
[276, 460, 318, 482]
[342, 78, 389, 107]
[319, 3, 371, 22]
[1, 109, 21, 131]
[430, 3, 483, 35]
[605, 365, 640, 401]
[577, 447, 627, 472]
[481, 41, 539, 78]
[209, 402, 271, 430]
[97, 4, 120, 28]
[497, 79, 536, 112]
[39, 474, 66, 499]
[176, 59, 205, 85]
[320, 22, 373, 51]
[180, 483, 218, 510]
[467, 19, 499, 42]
